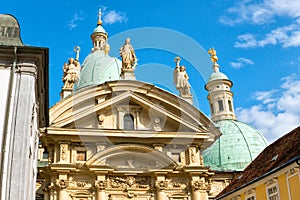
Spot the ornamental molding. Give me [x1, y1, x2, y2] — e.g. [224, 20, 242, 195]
[56, 179, 69, 189]
[108, 176, 150, 189]
[95, 180, 108, 190]
[191, 180, 207, 190]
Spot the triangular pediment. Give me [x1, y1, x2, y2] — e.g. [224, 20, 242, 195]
[49, 80, 219, 137]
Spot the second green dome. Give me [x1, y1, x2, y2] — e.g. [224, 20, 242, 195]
[203, 119, 268, 171]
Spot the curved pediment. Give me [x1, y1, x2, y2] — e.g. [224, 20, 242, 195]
[86, 144, 177, 171]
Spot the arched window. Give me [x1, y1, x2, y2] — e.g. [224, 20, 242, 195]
[124, 114, 134, 130]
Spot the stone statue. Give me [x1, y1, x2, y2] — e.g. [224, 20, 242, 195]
[119, 38, 137, 69]
[62, 46, 81, 90]
[208, 47, 218, 64]
[62, 57, 81, 89]
[173, 56, 191, 97]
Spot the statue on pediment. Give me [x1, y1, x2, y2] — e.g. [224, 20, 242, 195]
[119, 38, 137, 70]
[173, 56, 192, 97]
[62, 46, 81, 90]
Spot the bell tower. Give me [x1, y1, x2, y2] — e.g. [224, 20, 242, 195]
[205, 48, 236, 122]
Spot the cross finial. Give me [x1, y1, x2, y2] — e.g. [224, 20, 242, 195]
[74, 46, 81, 61]
[98, 8, 103, 25]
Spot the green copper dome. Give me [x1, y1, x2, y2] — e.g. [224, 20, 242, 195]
[203, 119, 268, 171]
[94, 25, 106, 34]
[75, 50, 121, 90]
[208, 71, 229, 82]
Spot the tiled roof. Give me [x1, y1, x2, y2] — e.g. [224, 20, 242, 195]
[216, 126, 300, 199]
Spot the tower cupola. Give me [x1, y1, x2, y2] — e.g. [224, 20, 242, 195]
[90, 9, 109, 53]
[205, 48, 236, 122]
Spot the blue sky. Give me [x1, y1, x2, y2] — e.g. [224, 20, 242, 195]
[1, 0, 300, 142]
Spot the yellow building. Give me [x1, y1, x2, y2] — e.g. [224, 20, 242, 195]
[216, 126, 300, 200]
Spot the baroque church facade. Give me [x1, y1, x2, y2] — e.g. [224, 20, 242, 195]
[0, 12, 268, 200]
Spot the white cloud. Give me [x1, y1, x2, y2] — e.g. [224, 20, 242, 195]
[221, 0, 300, 48]
[230, 57, 254, 69]
[68, 11, 85, 30]
[234, 23, 300, 48]
[220, 0, 300, 26]
[236, 73, 300, 143]
[103, 10, 128, 25]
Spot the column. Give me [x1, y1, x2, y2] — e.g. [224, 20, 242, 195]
[56, 179, 69, 200]
[42, 183, 50, 200]
[155, 180, 168, 200]
[191, 178, 209, 200]
[95, 180, 107, 200]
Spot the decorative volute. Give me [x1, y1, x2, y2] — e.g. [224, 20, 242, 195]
[205, 48, 236, 122]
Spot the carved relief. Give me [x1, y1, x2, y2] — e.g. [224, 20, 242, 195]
[153, 117, 162, 131]
[155, 180, 169, 190]
[60, 143, 69, 162]
[95, 180, 107, 190]
[191, 180, 206, 190]
[165, 176, 187, 189]
[126, 176, 135, 187]
[77, 181, 87, 187]
[187, 145, 200, 165]
[108, 176, 150, 189]
[67, 176, 93, 188]
[97, 114, 105, 127]
[96, 143, 106, 152]
[56, 179, 69, 189]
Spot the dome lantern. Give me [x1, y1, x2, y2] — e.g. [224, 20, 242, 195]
[206, 48, 236, 122]
[75, 10, 121, 91]
[90, 9, 109, 53]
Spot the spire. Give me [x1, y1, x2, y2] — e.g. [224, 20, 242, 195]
[98, 8, 103, 25]
[205, 48, 236, 122]
[90, 9, 109, 53]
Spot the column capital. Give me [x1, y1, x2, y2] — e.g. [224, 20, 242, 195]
[191, 180, 206, 190]
[56, 179, 69, 189]
[95, 180, 108, 190]
[155, 180, 169, 190]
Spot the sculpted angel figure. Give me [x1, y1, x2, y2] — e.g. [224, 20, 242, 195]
[62, 57, 81, 89]
[119, 38, 137, 69]
[173, 56, 192, 97]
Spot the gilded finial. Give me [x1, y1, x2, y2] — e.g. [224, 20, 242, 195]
[174, 56, 181, 67]
[208, 47, 218, 64]
[98, 8, 103, 25]
[74, 46, 81, 61]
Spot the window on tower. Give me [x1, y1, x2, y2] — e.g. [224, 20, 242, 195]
[210, 103, 214, 114]
[218, 100, 224, 111]
[228, 100, 233, 112]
